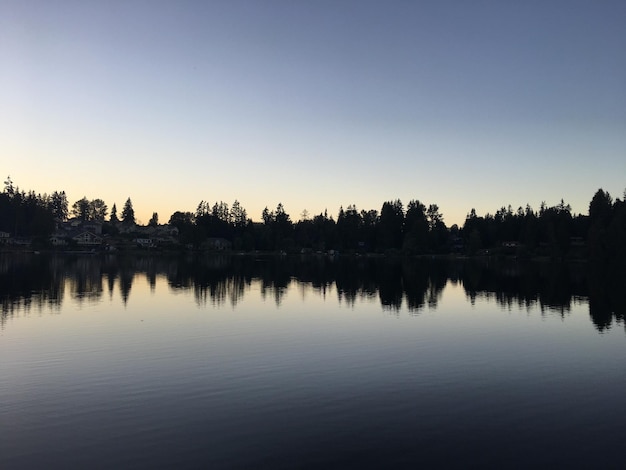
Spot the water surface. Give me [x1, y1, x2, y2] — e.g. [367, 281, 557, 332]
[1, 254, 625, 468]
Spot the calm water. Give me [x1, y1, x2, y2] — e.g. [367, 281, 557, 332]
[1, 254, 625, 469]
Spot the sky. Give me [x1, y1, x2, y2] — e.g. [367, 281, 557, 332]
[1, 0, 625, 226]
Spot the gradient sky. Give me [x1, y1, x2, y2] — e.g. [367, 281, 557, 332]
[2, 0, 625, 226]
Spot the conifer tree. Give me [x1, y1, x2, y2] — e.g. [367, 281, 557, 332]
[110, 203, 119, 223]
[121, 197, 135, 225]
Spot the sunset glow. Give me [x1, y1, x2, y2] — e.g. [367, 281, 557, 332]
[2, 1, 624, 225]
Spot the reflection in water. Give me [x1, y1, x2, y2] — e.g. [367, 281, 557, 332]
[1, 253, 624, 332]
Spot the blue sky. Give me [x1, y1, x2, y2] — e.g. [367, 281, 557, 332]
[1, 0, 624, 226]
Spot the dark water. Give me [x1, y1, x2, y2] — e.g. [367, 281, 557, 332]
[1, 254, 625, 469]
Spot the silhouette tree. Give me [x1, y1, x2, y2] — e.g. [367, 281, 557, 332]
[426, 204, 443, 230]
[3, 176, 15, 197]
[0, 180, 55, 239]
[426, 204, 447, 253]
[110, 203, 119, 223]
[607, 194, 626, 262]
[587, 189, 613, 260]
[336, 204, 362, 250]
[589, 189, 613, 224]
[121, 198, 135, 225]
[378, 200, 404, 250]
[231, 200, 248, 227]
[360, 209, 378, 251]
[71, 197, 107, 222]
[403, 200, 428, 254]
[538, 201, 572, 258]
[195, 200, 211, 219]
[310, 211, 336, 251]
[273, 203, 293, 250]
[71, 197, 91, 220]
[50, 191, 68, 221]
[262, 207, 273, 225]
[212, 201, 230, 223]
[149, 212, 159, 227]
[168, 211, 195, 244]
[90, 199, 108, 221]
[275, 202, 291, 226]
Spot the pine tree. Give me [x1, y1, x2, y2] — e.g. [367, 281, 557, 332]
[121, 197, 135, 225]
[50, 191, 68, 221]
[110, 203, 119, 223]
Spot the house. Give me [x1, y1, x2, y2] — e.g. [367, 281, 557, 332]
[65, 218, 101, 233]
[202, 237, 232, 251]
[50, 231, 68, 246]
[501, 241, 524, 256]
[133, 238, 154, 248]
[82, 222, 103, 235]
[73, 231, 103, 246]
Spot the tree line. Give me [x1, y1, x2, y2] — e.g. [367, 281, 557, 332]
[1, 176, 624, 261]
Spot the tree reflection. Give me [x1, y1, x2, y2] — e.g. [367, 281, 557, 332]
[586, 262, 626, 332]
[0, 253, 624, 333]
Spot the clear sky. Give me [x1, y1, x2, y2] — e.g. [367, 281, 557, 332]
[2, 0, 624, 226]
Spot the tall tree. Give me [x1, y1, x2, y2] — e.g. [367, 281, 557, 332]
[426, 204, 443, 230]
[3, 176, 15, 197]
[378, 200, 404, 250]
[149, 212, 159, 227]
[404, 200, 428, 253]
[588, 189, 613, 260]
[426, 204, 448, 253]
[231, 200, 248, 227]
[71, 197, 107, 221]
[274, 203, 291, 226]
[110, 203, 119, 223]
[71, 197, 91, 220]
[89, 198, 108, 221]
[589, 189, 612, 225]
[336, 204, 362, 250]
[275, 203, 293, 250]
[50, 191, 68, 221]
[262, 207, 273, 225]
[168, 211, 194, 228]
[195, 200, 210, 219]
[121, 197, 135, 225]
[212, 201, 230, 223]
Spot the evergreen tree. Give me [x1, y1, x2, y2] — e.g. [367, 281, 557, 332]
[378, 200, 404, 250]
[336, 204, 361, 250]
[121, 197, 135, 225]
[50, 191, 68, 221]
[262, 207, 273, 225]
[149, 212, 159, 227]
[588, 189, 613, 260]
[110, 203, 119, 223]
[231, 200, 248, 227]
[195, 200, 210, 218]
[589, 189, 612, 225]
[403, 200, 428, 253]
[3, 176, 15, 197]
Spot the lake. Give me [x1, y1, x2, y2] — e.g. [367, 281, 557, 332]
[1, 253, 625, 468]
